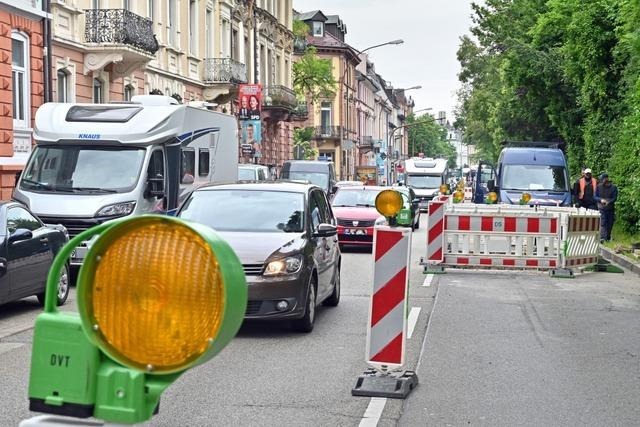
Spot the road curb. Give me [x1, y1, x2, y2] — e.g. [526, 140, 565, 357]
[600, 246, 640, 276]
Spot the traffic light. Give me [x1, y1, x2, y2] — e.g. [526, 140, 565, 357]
[28, 215, 247, 424]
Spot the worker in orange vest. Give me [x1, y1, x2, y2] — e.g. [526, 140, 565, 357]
[573, 168, 598, 210]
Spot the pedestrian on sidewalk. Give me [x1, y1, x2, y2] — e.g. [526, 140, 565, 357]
[574, 168, 598, 210]
[595, 173, 618, 242]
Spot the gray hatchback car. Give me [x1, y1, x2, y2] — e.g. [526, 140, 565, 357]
[177, 182, 341, 332]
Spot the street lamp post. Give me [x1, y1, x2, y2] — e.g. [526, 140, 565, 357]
[341, 39, 404, 180]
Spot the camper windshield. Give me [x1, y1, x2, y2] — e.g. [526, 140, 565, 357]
[406, 175, 442, 189]
[20, 146, 145, 194]
[502, 165, 568, 191]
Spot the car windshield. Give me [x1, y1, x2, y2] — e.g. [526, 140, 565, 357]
[284, 171, 328, 189]
[238, 168, 255, 180]
[406, 175, 442, 189]
[178, 190, 305, 233]
[502, 164, 568, 191]
[20, 146, 145, 194]
[332, 189, 381, 207]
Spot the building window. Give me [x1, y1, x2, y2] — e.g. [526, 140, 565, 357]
[205, 8, 212, 57]
[321, 102, 332, 129]
[11, 32, 29, 129]
[189, 0, 197, 54]
[57, 69, 69, 102]
[93, 78, 103, 103]
[167, 0, 175, 46]
[124, 84, 135, 101]
[312, 21, 323, 37]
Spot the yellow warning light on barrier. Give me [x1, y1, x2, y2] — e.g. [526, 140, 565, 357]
[453, 190, 465, 203]
[439, 184, 449, 195]
[520, 192, 532, 205]
[375, 189, 403, 218]
[486, 192, 498, 204]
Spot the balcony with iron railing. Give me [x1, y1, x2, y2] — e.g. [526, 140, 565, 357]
[84, 9, 158, 55]
[292, 101, 309, 120]
[294, 37, 308, 54]
[312, 126, 343, 140]
[359, 136, 374, 149]
[263, 85, 298, 111]
[203, 58, 248, 84]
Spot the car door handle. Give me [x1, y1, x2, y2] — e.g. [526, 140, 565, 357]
[40, 237, 49, 244]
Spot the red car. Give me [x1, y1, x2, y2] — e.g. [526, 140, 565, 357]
[331, 186, 387, 248]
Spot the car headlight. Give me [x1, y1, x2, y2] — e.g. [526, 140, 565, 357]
[96, 201, 136, 217]
[264, 255, 303, 276]
[375, 217, 388, 226]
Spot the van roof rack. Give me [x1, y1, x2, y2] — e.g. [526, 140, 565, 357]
[501, 140, 564, 148]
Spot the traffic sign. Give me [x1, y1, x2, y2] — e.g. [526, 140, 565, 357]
[379, 153, 387, 160]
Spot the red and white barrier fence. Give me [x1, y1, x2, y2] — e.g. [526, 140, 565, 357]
[425, 203, 600, 273]
[366, 226, 412, 369]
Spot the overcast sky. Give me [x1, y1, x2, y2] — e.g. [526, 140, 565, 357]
[293, 0, 475, 121]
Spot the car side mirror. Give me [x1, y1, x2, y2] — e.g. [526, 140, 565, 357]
[147, 174, 165, 199]
[331, 185, 338, 194]
[487, 179, 496, 192]
[181, 174, 195, 185]
[314, 223, 337, 237]
[9, 228, 33, 244]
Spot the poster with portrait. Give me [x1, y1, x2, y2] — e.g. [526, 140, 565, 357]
[241, 120, 262, 158]
[238, 84, 262, 121]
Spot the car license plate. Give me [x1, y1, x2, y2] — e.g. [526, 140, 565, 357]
[71, 246, 89, 262]
[344, 228, 367, 235]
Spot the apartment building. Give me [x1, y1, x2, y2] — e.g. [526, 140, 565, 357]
[49, 0, 295, 170]
[0, 0, 51, 198]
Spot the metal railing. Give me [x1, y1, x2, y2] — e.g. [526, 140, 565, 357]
[292, 101, 309, 119]
[313, 126, 343, 139]
[203, 58, 248, 84]
[263, 85, 297, 110]
[359, 136, 374, 148]
[84, 9, 158, 54]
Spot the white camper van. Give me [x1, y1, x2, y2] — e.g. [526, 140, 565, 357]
[13, 96, 238, 265]
[404, 157, 448, 210]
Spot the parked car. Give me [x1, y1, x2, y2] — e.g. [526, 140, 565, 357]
[238, 164, 270, 181]
[0, 202, 69, 307]
[392, 186, 421, 230]
[177, 182, 341, 332]
[279, 160, 337, 195]
[331, 186, 387, 249]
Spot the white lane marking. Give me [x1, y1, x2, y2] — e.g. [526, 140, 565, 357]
[422, 274, 435, 287]
[359, 397, 387, 427]
[407, 307, 421, 339]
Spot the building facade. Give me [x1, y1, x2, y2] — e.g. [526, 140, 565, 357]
[293, 10, 360, 180]
[0, 0, 50, 199]
[48, 0, 295, 174]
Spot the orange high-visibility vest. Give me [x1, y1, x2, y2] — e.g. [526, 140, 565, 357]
[579, 177, 597, 199]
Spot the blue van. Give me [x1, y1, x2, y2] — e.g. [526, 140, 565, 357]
[473, 145, 571, 206]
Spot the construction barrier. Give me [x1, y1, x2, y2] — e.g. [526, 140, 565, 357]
[366, 225, 412, 369]
[424, 202, 600, 273]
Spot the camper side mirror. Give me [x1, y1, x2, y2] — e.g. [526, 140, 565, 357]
[487, 179, 496, 192]
[147, 174, 165, 199]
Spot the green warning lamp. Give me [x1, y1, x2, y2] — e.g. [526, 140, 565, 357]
[27, 215, 247, 424]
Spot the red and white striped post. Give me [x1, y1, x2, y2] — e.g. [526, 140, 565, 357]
[423, 200, 446, 273]
[365, 226, 412, 369]
[353, 190, 418, 398]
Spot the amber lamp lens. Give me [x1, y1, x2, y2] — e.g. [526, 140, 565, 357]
[375, 190, 403, 217]
[487, 192, 498, 202]
[522, 192, 532, 203]
[88, 221, 224, 372]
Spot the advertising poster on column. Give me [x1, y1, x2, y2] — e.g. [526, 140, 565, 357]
[238, 84, 262, 158]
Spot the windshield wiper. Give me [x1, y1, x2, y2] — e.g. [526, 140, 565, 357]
[356, 203, 375, 208]
[332, 204, 353, 207]
[68, 187, 118, 194]
[21, 178, 55, 191]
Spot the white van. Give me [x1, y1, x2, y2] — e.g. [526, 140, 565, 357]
[13, 96, 238, 265]
[404, 157, 448, 210]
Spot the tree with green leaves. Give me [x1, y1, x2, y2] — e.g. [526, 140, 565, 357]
[293, 127, 318, 160]
[293, 45, 337, 103]
[407, 115, 457, 168]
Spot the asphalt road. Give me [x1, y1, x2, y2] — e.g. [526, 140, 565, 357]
[1, 215, 639, 426]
